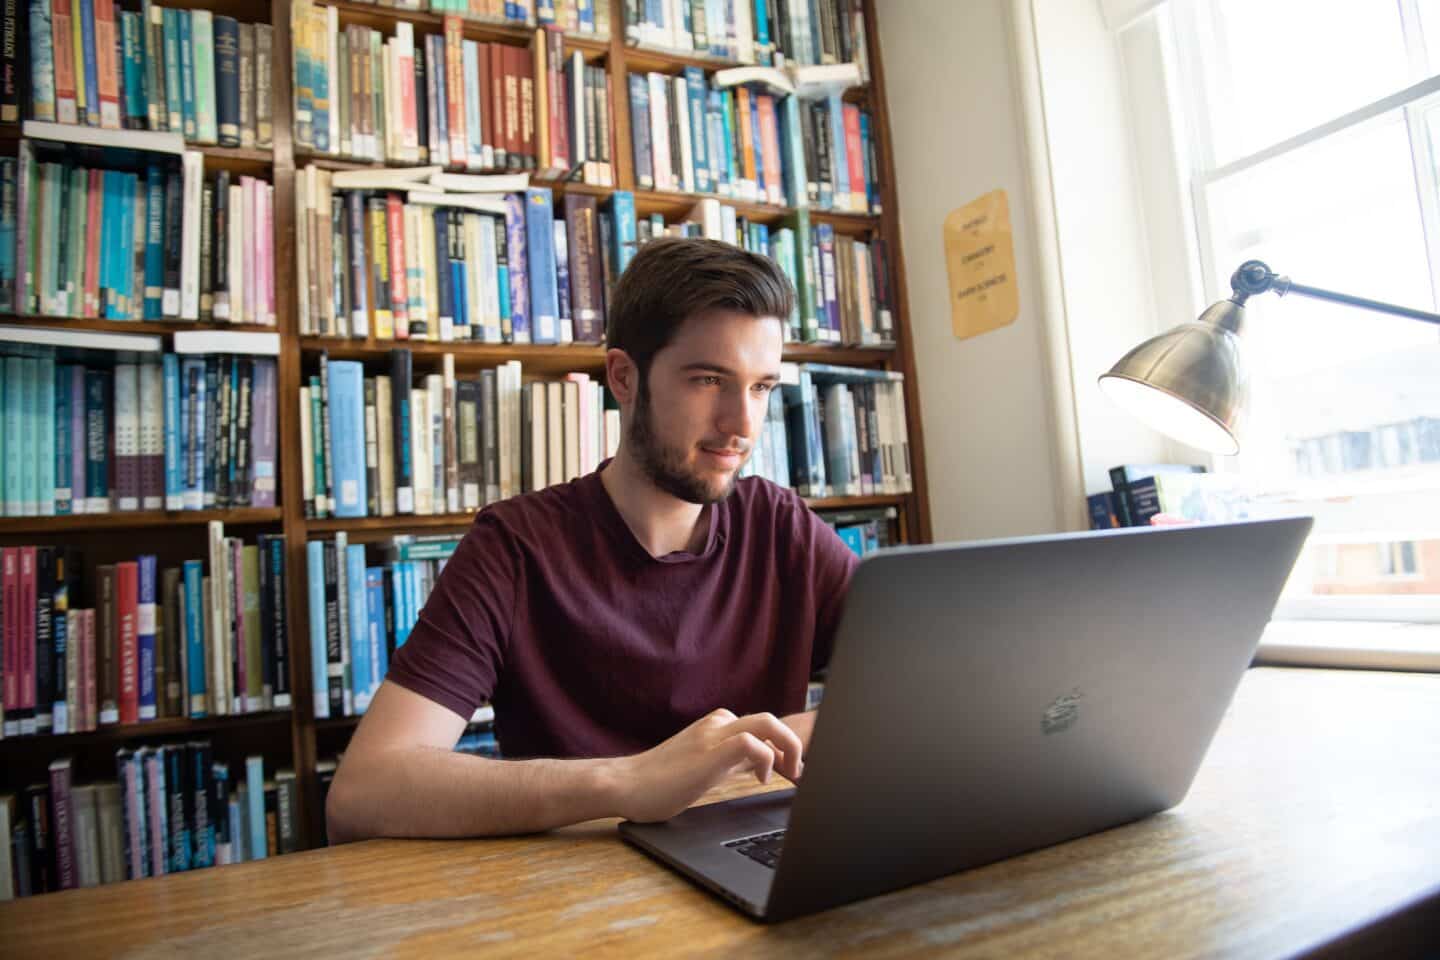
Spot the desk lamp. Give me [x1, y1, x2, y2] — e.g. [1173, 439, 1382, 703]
[1099, 259, 1440, 454]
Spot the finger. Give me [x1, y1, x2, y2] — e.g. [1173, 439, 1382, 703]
[723, 714, 804, 781]
[722, 732, 776, 785]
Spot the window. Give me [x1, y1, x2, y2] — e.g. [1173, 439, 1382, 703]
[1147, 0, 1440, 622]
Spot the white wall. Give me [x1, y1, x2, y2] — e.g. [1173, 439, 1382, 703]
[877, 0, 1070, 541]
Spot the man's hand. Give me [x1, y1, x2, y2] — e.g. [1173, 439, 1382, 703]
[609, 709, 805, 824]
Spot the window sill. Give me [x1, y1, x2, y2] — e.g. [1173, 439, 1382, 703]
[1254, 620, 1440, 673]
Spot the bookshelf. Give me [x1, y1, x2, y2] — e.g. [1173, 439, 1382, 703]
[0, 0, 930, 882]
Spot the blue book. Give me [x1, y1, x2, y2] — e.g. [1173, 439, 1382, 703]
[306, 540, 329, 719]
[365, 567, 387, 691]
[202, 360, 218, 506]
[28, 0, 56, 123]
[180, 357, 205, 509]
[524, 188, 558, 344]
[138, 555, 158, 719]
[121, 173, 138, 317]
[346, 545, 371, 713]
[815, 223, 839, 341]
[754, 0, 770, 53]
[213, 15, 241, 147]
[182, 559, 206, 716]
[326, 360, 367, 518]
[835, 525, 864, 558]
[54, 363, 72, 515]
[389, 562, 409, 649]
[0, 159, 16, 306]
[859, 110, 875, 213]
[504, 193, 530, 343]
[178, 10, 197, 140]
[36, 351, 54, 516]
[162, 8, 183, 132]
[607, 191, 636, 275]
[627, 74, 652, 190]
[121, 12, 145, 126]
[578, 0, 594, 34]
[245, 756, 266, 860]
[494, 217, 511, 337]
[79, 0, 100, 126]
[143, 163, 165, 318]
[750, 91, 766, 201]
[164, 746, 191, 872]
[430, 36, 448, 168]
[684, 68, 710, 193]
[781, 94, 807, 208]
[433, 209, 453, 338]
[99, 171, 116, 317]
[706, 90, 728, 197]
[19, 356, 36, 515]
[191, 747, 215, 868]
[162, 354, 181, 509]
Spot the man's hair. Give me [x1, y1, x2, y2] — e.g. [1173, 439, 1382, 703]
[606, 236, 795, 388]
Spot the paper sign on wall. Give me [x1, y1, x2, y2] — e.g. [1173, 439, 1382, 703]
[944, 189, 1019, 340]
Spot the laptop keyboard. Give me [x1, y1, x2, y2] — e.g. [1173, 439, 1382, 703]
[724, 829, 787, 869]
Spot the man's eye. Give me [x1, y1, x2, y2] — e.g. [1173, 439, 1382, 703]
[752, 383, 774, 394]
[696, 376, 722, 386]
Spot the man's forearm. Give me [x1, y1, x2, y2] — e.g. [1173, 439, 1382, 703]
[327, 746, 624, 843]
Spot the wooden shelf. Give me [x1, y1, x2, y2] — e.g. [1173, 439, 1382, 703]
[620, 43, 742, 75]
[318, 0, 609, 50]
[805, 494, 907, 511]
[306, 513, 477, 534]
[0, 315, 280, 335]
[198, 144, 275, 174]
[0, 507, 283, 535]
[0, 710, 291, 750]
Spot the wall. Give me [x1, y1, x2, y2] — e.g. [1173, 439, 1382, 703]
[876, 0, 1071, 542]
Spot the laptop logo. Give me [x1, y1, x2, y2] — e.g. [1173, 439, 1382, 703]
[1042, 690, 1083, 735]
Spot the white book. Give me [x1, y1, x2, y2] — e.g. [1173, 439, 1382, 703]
[791, 62, 864, 99]
[328, 5, 340, 155]
[648, 73, 673, 191]
[0, 327, 161, 352]
[463, 214, 484, 343]
[562, 379, 581, 482]
[442, 356, 458, 512]
[404, 205, 428, 336]
[375, 376, 396, 517]
[21, 121, 184, 154]
[405, 190, 507, 215]
[426, 171, 530, 193]
[243, 178, 258, 324]
[229, 183, 246, 323]
[113, 363, 140, 511]
[139, 360, 164, 511]
[478, 216, 502, 343]
[179, 151, 203, 319]
[95, 782, 125, 885]
[410, 388, 432, 514]
[294, 167, 312, 334]
[545, 381, 564, 488]
[527, 384, 546, 492]
[673, 76, 694, 193]
[735, 0, 754, 65]
[668, 0, 689, 50]
[330, 165, 441, 190]
[382, 40, 397, 162]
[496, 362, 515, 500]
[426, 373, 445, 511]
[205, 525, 230, 717]
[173, 331, 281, 356]
[694, 197, 722, 239]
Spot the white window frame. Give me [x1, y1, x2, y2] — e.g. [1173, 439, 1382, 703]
[1114, 0, 1440, 625]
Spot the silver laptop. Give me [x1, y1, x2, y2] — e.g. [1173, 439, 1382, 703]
[619, 516, 1313, 922]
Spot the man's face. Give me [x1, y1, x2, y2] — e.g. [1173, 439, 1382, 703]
[628, 308, 785, 505]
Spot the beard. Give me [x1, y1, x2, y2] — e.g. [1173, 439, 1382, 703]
[628, 382, 746, 505]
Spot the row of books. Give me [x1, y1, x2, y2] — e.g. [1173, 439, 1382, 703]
[0, 348, 278, 517]
[820, 505, 896, 558]
[0, 749, 293, 899]
[298, 172, 893, 347]
[26, 2, 276, 147]
[630, 66, 880, 215]
[745, 364, 913, 499]
[7, 143, 277, 324]
[303, 351, 620, 519]
[625, 0, 870, 70]
[294, 8, 613, 185]
[1085, 464, 1251, 529]
[0, 528, 290, 740]
[331, 0, 595, 29]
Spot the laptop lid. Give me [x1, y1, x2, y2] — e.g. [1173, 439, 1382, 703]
[762, 516, 1312, 921]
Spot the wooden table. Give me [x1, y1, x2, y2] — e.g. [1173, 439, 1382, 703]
[2, 667, 1438, 958]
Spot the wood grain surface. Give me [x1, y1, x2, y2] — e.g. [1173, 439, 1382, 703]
[3, 667, 1437, 958]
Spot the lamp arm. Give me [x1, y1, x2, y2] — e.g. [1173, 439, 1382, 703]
[1229, 259, 1440, 326]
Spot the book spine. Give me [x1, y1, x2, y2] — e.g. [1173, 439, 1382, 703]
[250, 357, 278, 507]
[214, 16, 241, 147]
[504, 193, 529, 342]
[345, 544, 370, 712]
[191, 10, 217, 143]
[305, 541, 328, 718]
[49, 760, 75, 889]
[327, 360, 368, 518]
[28, 0, 57, 122]
[115, 559, 139, 725]
[137, 555, 157, 720]
[256, 24, 274, 147]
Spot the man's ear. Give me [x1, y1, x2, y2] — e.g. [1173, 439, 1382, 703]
[605, 348, 639, 407]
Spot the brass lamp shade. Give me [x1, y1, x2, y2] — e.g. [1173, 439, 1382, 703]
[1098, 298, 1247, 455]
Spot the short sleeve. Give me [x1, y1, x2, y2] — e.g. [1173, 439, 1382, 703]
[383, 511, 518, 722]
[791, 498, 861, 674]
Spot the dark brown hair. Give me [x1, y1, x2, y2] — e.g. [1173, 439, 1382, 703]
[606, 237, 795, 387]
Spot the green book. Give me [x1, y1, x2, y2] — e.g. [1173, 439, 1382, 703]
[178, 9, 196, 141]
[190, 11, 218, 145]
[2, 355, 21, 514]
[785, 207, 820, 343]
[143, 0, 166, 130]
[162, 7, 182, 133]
[19, 355, 37, 515]
[67, 165, 86, 317]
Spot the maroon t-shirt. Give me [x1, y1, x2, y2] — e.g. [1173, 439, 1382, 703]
[385, 466, 859, 759]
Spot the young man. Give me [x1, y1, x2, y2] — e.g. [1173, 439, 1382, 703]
[326, 238, 860, 843]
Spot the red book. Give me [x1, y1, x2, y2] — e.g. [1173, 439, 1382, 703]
[49, 758, 77, 889]
[547, 29, 567, 173]
[485, 43, 504, 169]
[85, 169, 103, 317]
[444, 16, 467, 168]
[2, 548, 18, 736]
[517, 45, 535, 171]
[398, 30, 418, 161]
[502, 45, 520, 170]
[385, 193, 409, 337]
[94, 0, 121, 129]
[52, 0, 78, 124]
[18, 546, 36, 733]
[115, 560, 139, 725]
[843, 104, 865, 212]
